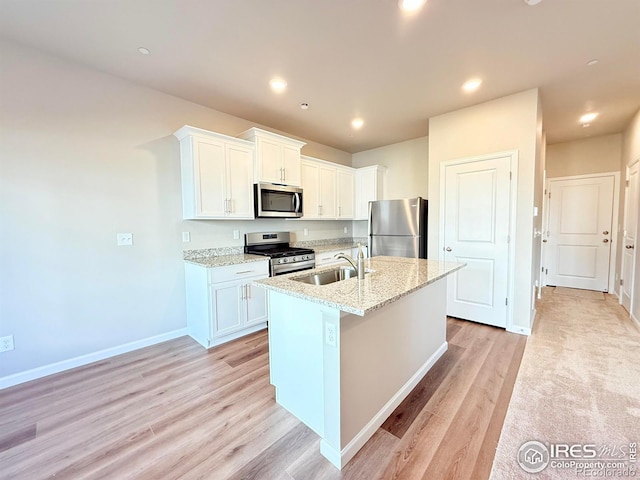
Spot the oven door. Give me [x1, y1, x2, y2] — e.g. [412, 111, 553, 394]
[255, 183, 303, 218]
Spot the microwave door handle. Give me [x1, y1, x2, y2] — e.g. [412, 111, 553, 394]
[294, 193, 300, 213]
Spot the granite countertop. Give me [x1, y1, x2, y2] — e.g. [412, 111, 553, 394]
[311, 242, 366, 253]
[253, 256, 465, 316]
[184, 254, 268, 268]
[290, 237, 368, 253]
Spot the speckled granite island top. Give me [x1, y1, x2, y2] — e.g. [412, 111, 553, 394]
[254, 256, 465, 316]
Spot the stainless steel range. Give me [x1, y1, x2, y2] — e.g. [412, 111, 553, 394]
[244, 232, 315, 276]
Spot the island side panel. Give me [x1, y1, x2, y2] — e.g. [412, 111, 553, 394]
[267, 290, 341, 439]
[338, 277, 448, 461]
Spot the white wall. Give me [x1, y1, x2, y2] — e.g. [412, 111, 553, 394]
[546, 134, 622, 178]
[622, 108, 640, 321]
[0, 39, 352, 380]
[352, 136, 428, 199]
[428, 89, 540, 332]
[351, 136, 428, 236]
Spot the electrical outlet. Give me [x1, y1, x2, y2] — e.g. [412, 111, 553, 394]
[0, 335, 14, 353]
[303, 228, 309, 236]
[343, 227, 348, 234]
[233, 230, 240, 240]
[182, 232, 191, 243]
[325, 324, 337, 347]
[116, 233, 133, 246]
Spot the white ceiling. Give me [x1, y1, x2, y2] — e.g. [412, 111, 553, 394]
[1, 0, 639, 153]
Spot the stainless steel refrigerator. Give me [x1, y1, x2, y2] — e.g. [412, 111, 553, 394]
[368, 198, 428, 258]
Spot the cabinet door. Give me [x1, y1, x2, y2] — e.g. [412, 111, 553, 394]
[337, 169, 355, 219]
[194, 137, 227, 218]
[226, 143, 255, 219]
[319, 166, 337, 218]
[301, 161, 320, 219]
[257, 137, 282, 183]
[210, 281, 244, 337]
[244, 281, 268, 327]
[282, 144, 301, 186]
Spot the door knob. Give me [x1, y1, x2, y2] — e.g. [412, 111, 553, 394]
[626, 245, 635, 249]
[445, 247, 452, 252]
[602, 239, 609, 243]
[603, 231, 609, 235]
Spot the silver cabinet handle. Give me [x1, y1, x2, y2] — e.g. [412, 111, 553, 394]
[227, 198, 232, 214]
[246, 284, 251, 300]
[626, 244, 635, 249]
[338, 206, 341, 216]
[445, 247, 452, 252]
[240, 284, 245, 300]
[236, 270, 255, 274]
[282, 167, 286, 182]
[603, 239, 609, 243]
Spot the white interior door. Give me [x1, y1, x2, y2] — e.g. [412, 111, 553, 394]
[621, 163, 638, 311]
[546, 175, 614, 292]
[442, 155, 512, 328]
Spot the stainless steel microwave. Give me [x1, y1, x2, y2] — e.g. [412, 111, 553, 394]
[254, 182, 303, 218]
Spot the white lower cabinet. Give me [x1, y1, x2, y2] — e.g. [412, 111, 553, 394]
[315, 248, 352, 267]
[185, 260, 269, 348]
[315, 246, 369, 268]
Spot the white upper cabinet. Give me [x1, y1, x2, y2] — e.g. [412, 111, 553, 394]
[301, 156, 355, 220]
[301, 157, 336, 219]
[355, 165, 386, 220]
[239, 127, 306, 186]
[337, 168, 355, 219]
[174, 125, 255, 220]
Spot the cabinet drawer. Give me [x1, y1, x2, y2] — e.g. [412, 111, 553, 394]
[208, 261, 269, 284]
[315, 249, 350, 267]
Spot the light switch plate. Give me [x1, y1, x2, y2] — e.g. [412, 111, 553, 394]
[233, 230, 240, 240]
[117, 233, 133, 246]
[182, 232, 191, 243]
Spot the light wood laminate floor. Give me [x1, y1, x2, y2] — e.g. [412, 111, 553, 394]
[0, 318, 526, 480]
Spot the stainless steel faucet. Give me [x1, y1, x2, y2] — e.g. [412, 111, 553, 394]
[334, 253, 365, 280]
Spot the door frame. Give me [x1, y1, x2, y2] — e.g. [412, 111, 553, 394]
[438, 150, 519, 332]
[621, 161, 639, 312]
[541, 171, 620, 293]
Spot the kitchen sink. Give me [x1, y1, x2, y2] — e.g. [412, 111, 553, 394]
[292, 266, 365, 285]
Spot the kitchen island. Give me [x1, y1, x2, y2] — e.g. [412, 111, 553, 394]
[254, 256, 464, 469]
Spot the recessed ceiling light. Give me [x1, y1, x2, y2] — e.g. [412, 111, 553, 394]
[398, 0, 427, 13]
[300, 103, 309, 110]
[579, 112, 598, 123]
[582, 123, 591, 128]
[138, 47, 150, 55]
[269, 79, 287, 92]
[524, 0, 542, 5]
[351, 118, 364, 130]
[462, 78, 482, 93]
[398, 0, 426, 12]
[586, 59, 599, 66]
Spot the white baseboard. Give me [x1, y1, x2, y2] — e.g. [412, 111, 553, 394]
[507, 325, 532, 336]
[320, 341, 448, 469]
[0, 328, 188, 390]
[631, 313, 640, 332]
